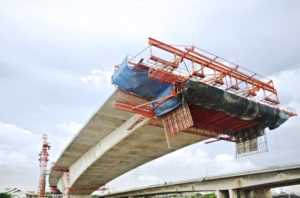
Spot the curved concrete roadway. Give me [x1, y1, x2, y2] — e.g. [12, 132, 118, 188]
[49, 91, 208, 196]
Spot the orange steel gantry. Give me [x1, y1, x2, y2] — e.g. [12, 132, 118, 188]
[114, 38, 296, 119]
[113, 38, 296, 148]
[148, 38, 279, 105]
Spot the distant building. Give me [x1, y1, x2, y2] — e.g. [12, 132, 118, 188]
[4, 188, 37, 198]
[272, 192, 300, 198]
[273, 194, 300, 198]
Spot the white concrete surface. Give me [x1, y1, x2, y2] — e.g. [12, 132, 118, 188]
[49, 91, 207, 195]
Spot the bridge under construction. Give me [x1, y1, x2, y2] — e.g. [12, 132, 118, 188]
[46, 38, 296, 198]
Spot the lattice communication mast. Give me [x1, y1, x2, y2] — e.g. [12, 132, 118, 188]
[38, 134, 50, 198]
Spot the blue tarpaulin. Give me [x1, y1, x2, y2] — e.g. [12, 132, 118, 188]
[112, 57, 182, 116]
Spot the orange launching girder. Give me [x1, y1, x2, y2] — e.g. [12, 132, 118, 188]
[148, 37, 279, 104]
[112, 38, 296, 148]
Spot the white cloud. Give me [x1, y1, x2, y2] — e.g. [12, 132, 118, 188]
[80, 70, 113, 88]
[271, 68, 300, 105]
[0, 1, 197, 43]
[0, 122, 40, 190]
[214, 154, 254, 173]
[154, 147, 255, 176]
[56, 121, 82, 134]
[0, 122, 35, 151]
[107, 146, 255, 192]
[0, 122, 32, 136]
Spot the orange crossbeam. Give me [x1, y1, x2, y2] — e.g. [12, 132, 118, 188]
[150, 55, 179, 68]
[114, 103, 155, 118]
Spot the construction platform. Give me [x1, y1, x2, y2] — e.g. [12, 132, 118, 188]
[112, 38, 296, 157]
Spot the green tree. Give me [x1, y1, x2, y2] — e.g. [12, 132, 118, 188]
[202, 193, 216, 198]
[44, 192, 53, 198]
[0, 193, 12, 198]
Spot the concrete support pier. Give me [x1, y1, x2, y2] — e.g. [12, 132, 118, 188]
[246, 188, 272, 198]
[216, 188, 272, 198]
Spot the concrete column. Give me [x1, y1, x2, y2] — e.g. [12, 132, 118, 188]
[229, 189, 238, 198]
[225, 189, 248, 198]
[238, 189, 246, 198]
[216, 190, 229, 198]
[244, 190, 253, 198]
[252, 188, 272, 198]
[217, 189, 247, 198]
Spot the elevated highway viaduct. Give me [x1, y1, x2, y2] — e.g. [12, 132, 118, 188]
[49, 91, 209, 197]
[103, 164, 300, 198]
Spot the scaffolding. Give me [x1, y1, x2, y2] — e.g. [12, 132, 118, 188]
[112, 38, 296, 157]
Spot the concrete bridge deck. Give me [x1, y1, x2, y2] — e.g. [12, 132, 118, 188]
[49, 91, 208, 195]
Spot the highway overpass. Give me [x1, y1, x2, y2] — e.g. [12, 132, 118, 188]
[48, 38, 297, 198]
[49, 91, 209, 197]
[103, 164, 300, 198]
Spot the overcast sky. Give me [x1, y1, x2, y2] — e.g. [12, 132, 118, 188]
[0, 0, 300, 194]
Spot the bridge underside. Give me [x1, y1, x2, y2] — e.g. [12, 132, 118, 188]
[71, 125, 206, 195]
[49, 91, 208, 195]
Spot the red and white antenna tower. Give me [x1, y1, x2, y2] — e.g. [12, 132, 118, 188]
[38, 134, 50, 198]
